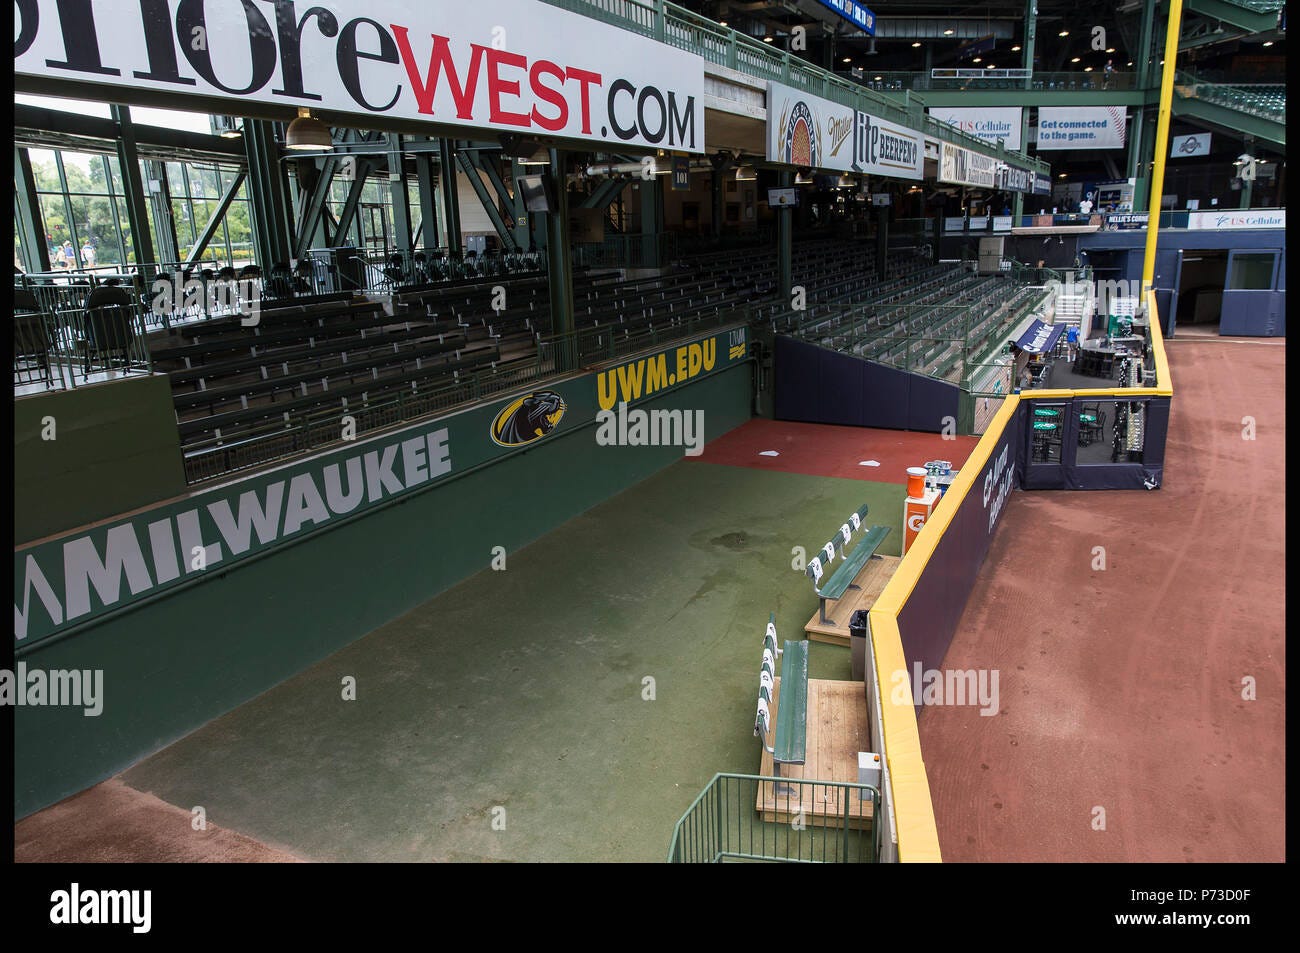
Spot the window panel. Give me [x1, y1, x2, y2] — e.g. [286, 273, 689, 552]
[29, 149, 61, 192]
[1227, 253, 1276, 291]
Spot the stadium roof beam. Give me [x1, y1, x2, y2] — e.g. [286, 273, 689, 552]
[1184, 0, 1285, 35]
[185, 170, 248, 266]
[1179, 15, 1249, 50]
[870, 19, 1015, 39]
[14, 103, 245, 162]
[456, 145, 520, 253]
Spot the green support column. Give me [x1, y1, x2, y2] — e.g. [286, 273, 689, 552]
[509, 158, 533, 251]
[875, 195, 889, 277]
[414, 154, 439, 250]
[14, 146, 50, 272]
[110, 105, 157, 277]
[1128, 106, 1150, 209]
[438, 139, 462, 256]
[143, 159, 180, 266]
[545, 149, 575, 370]
[1240, 137, 1255, 209]
[242, 120, 294, 267]
[777, 170, 793, 298]
[1022, 0, 1036, 91]
[711, 166, 723, 239]
[1136, 0, 1159, 91]
[639, 173, 663, 267]
[387, 134, 412, 258]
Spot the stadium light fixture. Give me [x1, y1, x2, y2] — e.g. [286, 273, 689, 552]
[1084, 66, 1093, 72]
[943, 29, 954, 36]
[795, 168, 815, 185]
[1058, 30, 1069, 37]
[912, 41, 922, 47]
[1071, 56, 1081, 62]
[735, 164, 757, 181]
[1262, 40, 1274, 46]
[1011, 45, 1021, 51]
[285, 108, 332, 151]
[973, 57, 982, 63]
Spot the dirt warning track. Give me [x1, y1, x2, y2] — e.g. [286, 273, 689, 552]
[920, 337, 1285, 862]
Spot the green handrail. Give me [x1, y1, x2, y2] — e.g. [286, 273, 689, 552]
[668, 772, 882, 863]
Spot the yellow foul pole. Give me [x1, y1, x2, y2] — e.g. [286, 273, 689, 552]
[1141, 0, 1185, 294]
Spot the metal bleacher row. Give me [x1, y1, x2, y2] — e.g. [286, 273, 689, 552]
[748, 243, 1055, 386]
[16, 237, 1058, 481]
[150, 253, 773, 473]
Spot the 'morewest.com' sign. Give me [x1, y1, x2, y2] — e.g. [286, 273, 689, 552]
[13, 0, 705, 152]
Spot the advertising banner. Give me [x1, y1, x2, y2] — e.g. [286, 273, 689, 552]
[1036, 106, 1127, 150]
[14, 0, 706, 152]
[766, 82, 923, 179]
[14, 326, 749, 646]
[1170, 132, 1211, 157]
[939, 141, 996, 187]
[815, 0, 876, 34]
[1186, 209, 1286, 230]
[928, 107, 1022, 151]
[997, 163, 1035, 194]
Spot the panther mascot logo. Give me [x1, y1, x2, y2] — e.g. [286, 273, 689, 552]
[489, 391, 567, 447]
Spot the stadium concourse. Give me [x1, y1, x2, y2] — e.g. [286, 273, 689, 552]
[11, 0, 1286, 867]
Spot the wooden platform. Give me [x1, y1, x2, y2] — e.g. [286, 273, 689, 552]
[757, 678, 874, 828]
[804, 555, 901, 646]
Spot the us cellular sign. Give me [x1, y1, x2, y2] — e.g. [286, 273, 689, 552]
[13, 0, 705, 152]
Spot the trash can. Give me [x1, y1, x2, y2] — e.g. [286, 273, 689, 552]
[849, 609, 869, 682]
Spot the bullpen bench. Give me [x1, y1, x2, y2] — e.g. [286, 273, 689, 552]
[754, 613, 809, 793]
[805, 506, 892, 625]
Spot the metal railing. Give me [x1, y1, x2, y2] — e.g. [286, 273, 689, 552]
[668, 773, 882, 863]
[14, 302, 153, 394]
[572, 232, 677, 270]
[542, 0, 1050, 176]
[861, 70, 1140, 92]
[537, 307, 744, 369]
[1174, 71, 1286, 121]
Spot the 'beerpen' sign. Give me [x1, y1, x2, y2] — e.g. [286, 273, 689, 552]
[14, 327, 747, 647]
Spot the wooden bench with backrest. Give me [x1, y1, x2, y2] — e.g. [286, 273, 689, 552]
[804, 505, 892, 625]
[753, 613, 809, 793]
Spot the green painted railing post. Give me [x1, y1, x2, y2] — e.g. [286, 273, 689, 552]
[653, 0, 665, 42]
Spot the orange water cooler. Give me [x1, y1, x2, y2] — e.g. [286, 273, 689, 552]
[903, 467, 940, 555]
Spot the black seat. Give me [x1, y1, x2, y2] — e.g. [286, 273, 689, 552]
[82, 285, 137, 373]
[14, 288, 53, 384]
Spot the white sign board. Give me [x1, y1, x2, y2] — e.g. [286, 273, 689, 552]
[766, 82, 923, 179]
[1036, 106, 1127, 150]
[1187, 209, 1286, 230]
[928, 107, 1022, 151]
[1170, 132, 1211, 157]
[13, 0, 706, 152]
[939, 141, 996, 187]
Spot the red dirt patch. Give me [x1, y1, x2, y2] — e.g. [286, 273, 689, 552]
[693, 419, 979, 483]
[15, 779, 303, 863]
